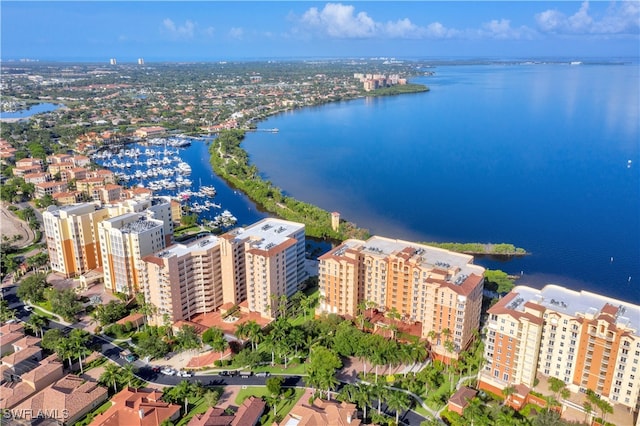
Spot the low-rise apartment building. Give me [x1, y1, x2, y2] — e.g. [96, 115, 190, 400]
[318, 236, 485, 360]
[479, 284, 640, 412]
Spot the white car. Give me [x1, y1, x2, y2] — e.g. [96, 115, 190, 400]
[24, 305, 33, 312]
[178, 371, 193, 377]
[161, 368, 176, 376]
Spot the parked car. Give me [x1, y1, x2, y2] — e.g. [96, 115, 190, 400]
[178, 371, 193, 377]
[218, 371, 229, 376]
[161, 368, 176, 376]
[151, 366, 161, 373]
[255, 372, 270, 377]
[239, 372, 252, 378]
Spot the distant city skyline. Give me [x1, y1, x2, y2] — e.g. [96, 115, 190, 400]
[2, 1, 639, 62]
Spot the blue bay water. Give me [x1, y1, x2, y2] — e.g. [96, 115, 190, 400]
[241, 63, 640, 304]
[0, 102, 61, 119]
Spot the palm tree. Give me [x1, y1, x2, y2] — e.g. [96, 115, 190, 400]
[69, 329, 91, 373]
[354, 383, 373, 423]
[121, 363, 135, 388]
[386, 389, 411, 425]
[245, 320, 263, 351]
[582, 401, 594, 425]
[372, 382, 388, 414]
[287, 327, 306, 358]
[265, 394, 280, 417]
[25, 313, 48, 337]
[100, 363, 121, 393]
[502, 385, 517, 407]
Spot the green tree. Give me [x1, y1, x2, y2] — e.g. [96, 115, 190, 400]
[502, 385, 517, 406]
[202, 326, 227, 359]
[47, 288, 83, 322]
[175, 324, 201, 351]
[41, 328, 65, 351]
[307, 345, 342, 399]
[203, 389, 220, 408]
[25, 312, 48, 337]
[0, 299, 16, 322]
[69, 329, 92, 373]
[100, 362, 122, 393]
[92, 300, 128, 326]
[266, 376, 284, 397]
[386, 389, 411, 425]
[16, 273, 48, 303]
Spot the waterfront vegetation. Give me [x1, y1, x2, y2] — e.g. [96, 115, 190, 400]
[425, 242, 528, 256]
[365, 83, 429, 97]
[209, 129, 370, 240]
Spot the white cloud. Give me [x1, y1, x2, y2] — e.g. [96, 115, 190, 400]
[479, 19, 535, 40]
[535, 0, 639, 35]
[162, 18, 196, 39]
[229, 27, 244, 40]
[296, 3, 525, 41]
[301, 3, 377, 38]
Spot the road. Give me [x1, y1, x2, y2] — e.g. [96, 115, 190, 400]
[6, 285, 427, 425]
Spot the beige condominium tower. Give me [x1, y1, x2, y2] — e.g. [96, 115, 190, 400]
[98, 212, 166, 295]
[141, 218, 307, 325]
[43, 203, 110, 278]
[219, 218, 307, 319]
[142, 236, 224, 326]
[479, 284, 640, 412]
[318, 236, 485, 361]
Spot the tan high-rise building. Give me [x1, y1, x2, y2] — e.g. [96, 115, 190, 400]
[43, 203, 110, 277]
[219, 219, 307, 319]
[98, 213, 166, 294]
[479, 285, 640, 412]
[141, 236, 223, 326]
[318, 236, 485, 360]
[106, 195, 174, 245]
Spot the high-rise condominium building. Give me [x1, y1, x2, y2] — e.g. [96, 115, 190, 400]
[219, 218, 307, 319]
[142, 236, 223, 326]
[479, 285, 640, 412]
[140, 218, 307, 325]
[318, 236, 485, 360]
[106, 196, 174, 246]
[98, 213, 166, 294]
[43, 204, 110, 277]
[42, 196, 174, 284]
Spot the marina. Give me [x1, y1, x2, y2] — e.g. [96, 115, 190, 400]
[91, 138, 239, 229]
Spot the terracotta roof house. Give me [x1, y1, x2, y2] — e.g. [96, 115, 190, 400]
[448, 386, 478, 415]
[0, 354, 64, 409]
[90, 387, 181, 426]
[188, 396, 265, 426]
[1, 336, 42, 375]
[14, 374, 108, 425]
[277, 398, 360, 426]
[0, 323, 25, 356]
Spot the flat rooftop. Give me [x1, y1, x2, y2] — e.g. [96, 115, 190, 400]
[334, 236, 484, 282]
[227, 218, 304, 250]
[157, 235, 220, 258]
[512, 284, 640, 336]
[45, 202, 99, 217]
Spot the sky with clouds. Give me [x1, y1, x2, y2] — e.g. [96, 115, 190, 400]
[2, 1, 638, 61]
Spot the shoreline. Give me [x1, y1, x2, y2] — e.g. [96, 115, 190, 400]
[205, 130, 528, 258]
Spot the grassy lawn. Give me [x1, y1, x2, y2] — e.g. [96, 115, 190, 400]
[235, 387, 304, 425]
[32, 306, 55, 319]
[34, 300, 53, 312]
[253, 363, 307, 375]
